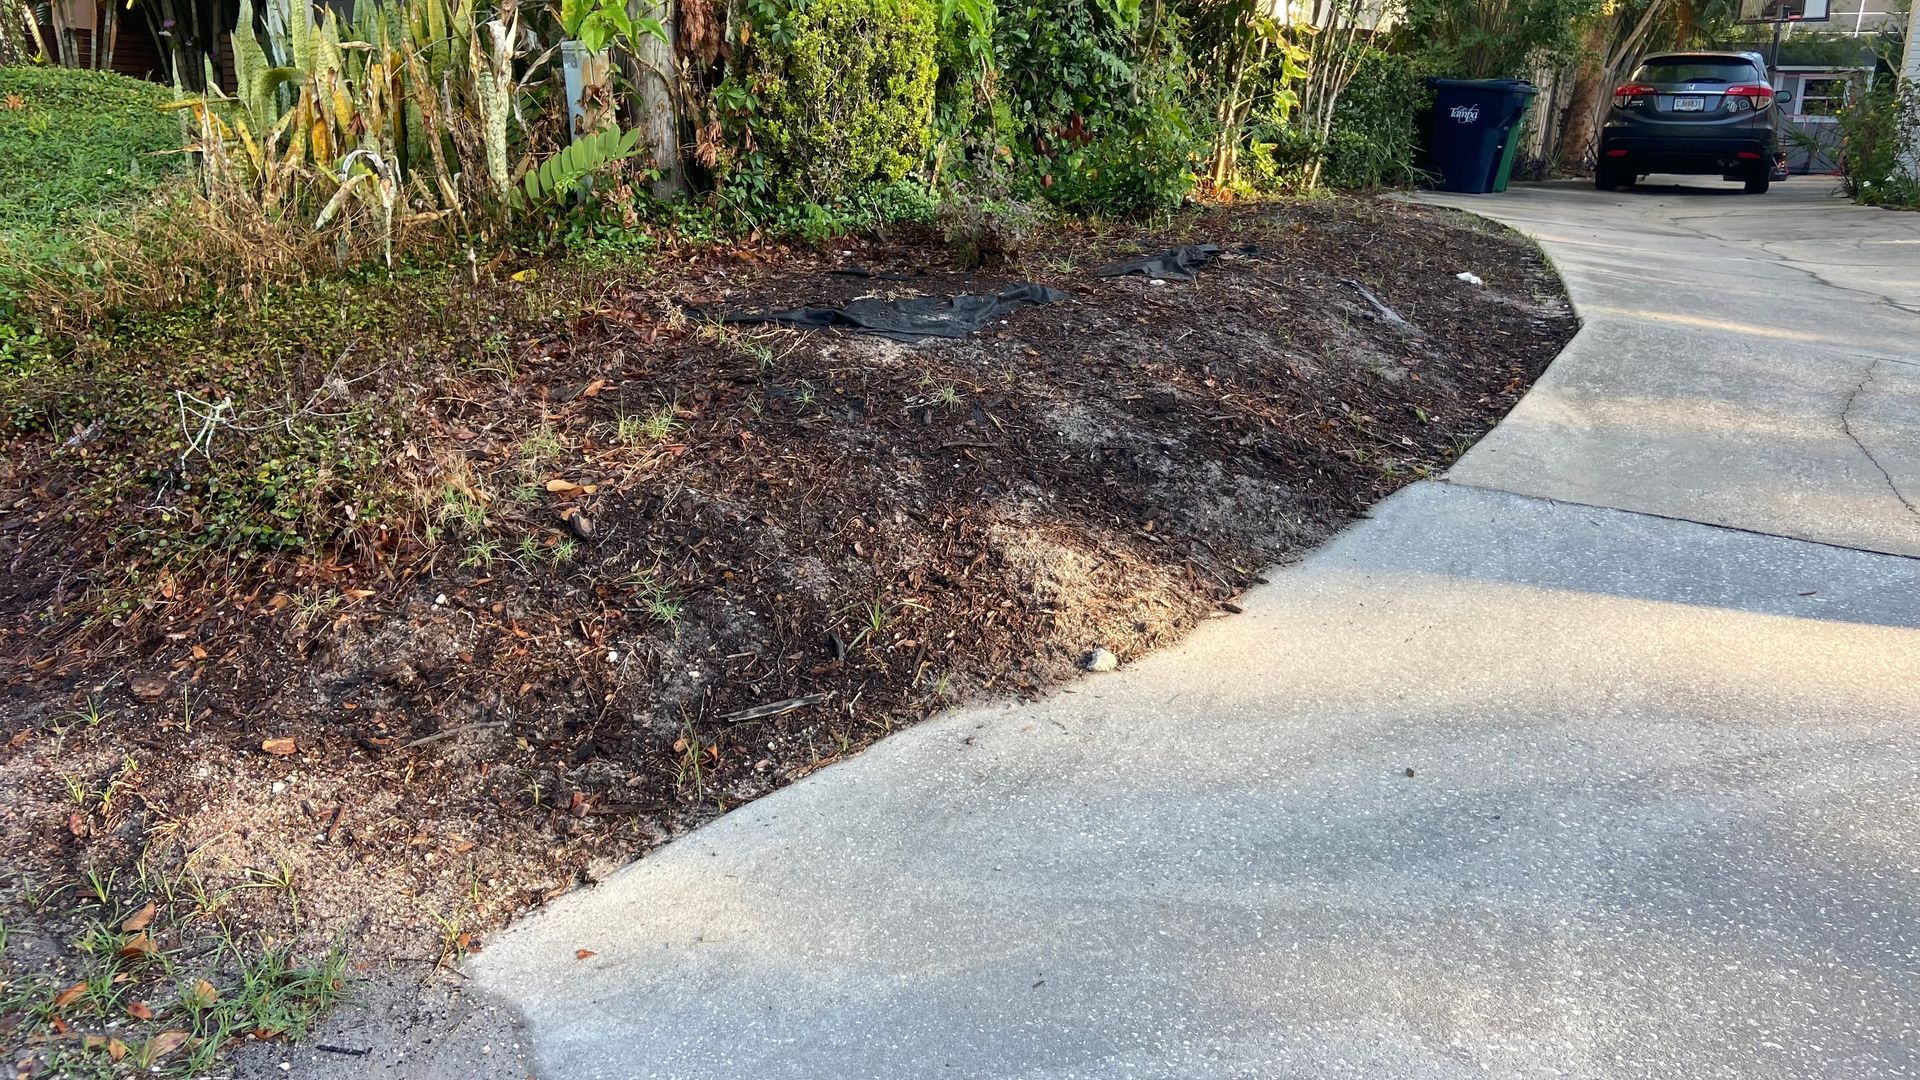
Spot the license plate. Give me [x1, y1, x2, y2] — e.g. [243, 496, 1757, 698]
[1674, 96, 1706, 112]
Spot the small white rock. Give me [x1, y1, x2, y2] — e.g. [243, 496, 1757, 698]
[433, 593, 449, 606]
[1147, 278, 1168, 287]
[1455, 271, 1484, 286]
[1083, 648, 1120, 673]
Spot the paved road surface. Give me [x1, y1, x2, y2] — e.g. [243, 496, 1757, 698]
[467, 178, 1920, 1079]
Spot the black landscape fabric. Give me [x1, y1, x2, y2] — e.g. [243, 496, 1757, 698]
[1096, 244, 1222, 282]
[721, 283, 1067, 342]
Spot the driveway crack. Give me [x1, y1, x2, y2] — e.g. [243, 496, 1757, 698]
[1840, 360, 1919, 517]
[1753, 239, 1920, 312]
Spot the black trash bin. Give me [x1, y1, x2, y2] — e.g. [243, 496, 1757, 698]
[1426, 78, 1537, 194]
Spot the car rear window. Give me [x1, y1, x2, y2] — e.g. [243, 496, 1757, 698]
[1630, 56, 1762, 84]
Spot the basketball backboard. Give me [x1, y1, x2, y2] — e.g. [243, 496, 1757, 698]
[1738, 0, 1832, 21]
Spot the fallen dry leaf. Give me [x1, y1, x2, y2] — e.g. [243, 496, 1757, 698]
[261, 737, 297, 756]
[127, 1001, 154, 1020]
[560, 506, 594, 540]
[191, 978, 218, 1006]
[581, 378, 607, 397]
[107, 1038, 128, 1061]
[545, 478, 581, 494]
[575, 949, 596, 960]
[118, 934, 157, 960]
[122, 901, 156, 932]
[148, 1030, 189, 1058]
[52, 982, 87, 1010]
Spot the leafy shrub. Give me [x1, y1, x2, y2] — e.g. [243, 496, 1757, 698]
[994, 0, 1199, 215]
[732, 0, 940, 207]
[1234, 47, 1428, 194]
[1181, 4, 1310, 191]
[770, 177, 939, 241]
[1316, 48, 1430, 190]
[932, 0, 1017, 180]
[937, 179, 1044, 266]
[1035, 85, 1199, 215]
[1832, 77, 1920, 210]
[994, 0, 1132, 134]
[1393, 0, 1599, 79]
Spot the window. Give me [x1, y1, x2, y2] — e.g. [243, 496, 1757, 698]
[1790, 74, 1853, 120]
[1629, 56, 1764, 84]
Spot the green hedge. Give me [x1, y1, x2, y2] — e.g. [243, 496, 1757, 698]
[741, 0, 939, 207]
[1239, 47, 1427, 193]
[1320, 48, 1429, 190]
[994, 0, 1199, 215]
[0, 66, 182, 269]
[1, 65, 183, 361]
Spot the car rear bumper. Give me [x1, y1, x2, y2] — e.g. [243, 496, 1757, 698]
[1599, 132, 1775, 174]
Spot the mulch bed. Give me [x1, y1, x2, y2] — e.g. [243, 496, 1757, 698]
[0, 196, 1573, 1044]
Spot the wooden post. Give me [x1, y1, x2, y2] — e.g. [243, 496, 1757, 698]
[1902, 0, 1919, 175]
[627, 0, 683, 198]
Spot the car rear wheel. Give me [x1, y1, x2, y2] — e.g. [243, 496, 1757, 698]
[1744, 174, 1771, 194]
[1595, 164, 1629, 191]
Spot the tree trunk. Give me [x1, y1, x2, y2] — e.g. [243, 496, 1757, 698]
[627, 0, 683, 198]
[0, 0, 38, 64]
[1901, 0, 1919, 175]
[1555, 22, 1608, 171]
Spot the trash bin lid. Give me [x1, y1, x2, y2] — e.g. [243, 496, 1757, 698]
[1426, 77, 1538, 96]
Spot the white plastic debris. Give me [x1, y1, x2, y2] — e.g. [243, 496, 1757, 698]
[1455, 271, 1484, 286]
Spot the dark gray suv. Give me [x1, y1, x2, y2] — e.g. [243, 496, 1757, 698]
[1597, 51, 1790, 194]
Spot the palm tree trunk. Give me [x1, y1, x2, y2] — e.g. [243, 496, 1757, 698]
[1561, 0, 1672, 169]
[1555, 21, 1608, 169]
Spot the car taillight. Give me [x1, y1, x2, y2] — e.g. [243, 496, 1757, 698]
[1613, 84, 1657, 107]
[1724, 84, 1774, 111]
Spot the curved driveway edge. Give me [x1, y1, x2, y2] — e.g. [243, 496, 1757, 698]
[1424, 179, 1919, 557]
[449, 180, 1920, 1080]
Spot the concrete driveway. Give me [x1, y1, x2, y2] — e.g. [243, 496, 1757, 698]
[462, 179, 1920, 1079]
[1432, 178, 1920, 557]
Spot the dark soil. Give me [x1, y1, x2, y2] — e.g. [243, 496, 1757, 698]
[0, 196, 1573, 1073]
